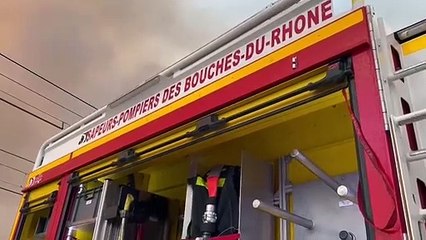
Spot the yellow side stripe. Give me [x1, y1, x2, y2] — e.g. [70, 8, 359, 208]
[29, 154, 71, 182]
[402, 35, 426, 56]
[9, 194, 26, 240]
[28, 10, 364, 179]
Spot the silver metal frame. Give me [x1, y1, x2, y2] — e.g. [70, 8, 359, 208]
[92, 180, 111, 240]
[374, 14, 426, 239]
[387, 61, 426, 82]
[278, 157, 290, 240]
[239, 151, 274, 240]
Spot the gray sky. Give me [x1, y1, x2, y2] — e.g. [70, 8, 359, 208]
[0, 0, 424, 238]
[0, 0, 277, 181]
[0, 1, 277, 237]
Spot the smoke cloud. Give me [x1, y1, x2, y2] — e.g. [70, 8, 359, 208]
[0, 1, 274, 237]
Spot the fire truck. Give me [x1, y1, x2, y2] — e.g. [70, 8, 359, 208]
[9, 0, 426, 239]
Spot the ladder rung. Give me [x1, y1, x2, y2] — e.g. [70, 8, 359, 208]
[420, 209, 426, 219]
[407, 149, 426, 162]
[388, 60, 426, 82]
[394, 108, 426, 126]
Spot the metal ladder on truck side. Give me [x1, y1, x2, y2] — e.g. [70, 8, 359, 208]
[374, 17, 426, 239]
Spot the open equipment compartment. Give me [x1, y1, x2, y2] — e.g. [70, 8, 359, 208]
[118, 59, 367, 239]
[49, 59, 369, 240]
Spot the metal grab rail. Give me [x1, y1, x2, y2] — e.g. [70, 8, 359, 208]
[394, 108, 426, 126]
[252, 199, 314, 229]
[392, 108, 426, 163]
[290, 149, 358, 204]
[407, 149, 426, 163]
[387, 60, 426, 82]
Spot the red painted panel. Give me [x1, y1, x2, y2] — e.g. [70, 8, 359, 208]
[352, 47, 404, 238]
[46, 174, 70, 240]
[25, 11, 371, 193]
[211, 234, 240, 240]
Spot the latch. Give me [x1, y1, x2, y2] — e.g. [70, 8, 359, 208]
[188, 114, 226, 137]
[118, 148, 137, 165]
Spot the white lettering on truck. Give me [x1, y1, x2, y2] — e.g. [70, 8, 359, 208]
[78, 0, 333, 146]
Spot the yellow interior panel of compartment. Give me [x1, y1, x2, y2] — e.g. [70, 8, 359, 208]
[19, 207, 50, 240]
[143, 90, 356, 199]
[27, 180, 59, 203]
